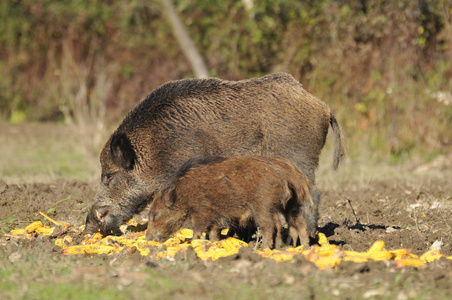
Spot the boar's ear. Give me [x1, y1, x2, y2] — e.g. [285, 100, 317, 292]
[110, 131, 136, 170]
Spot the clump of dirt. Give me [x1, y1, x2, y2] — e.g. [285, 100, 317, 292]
[0, 179, 96, 232]
[319, 177, 452, 255]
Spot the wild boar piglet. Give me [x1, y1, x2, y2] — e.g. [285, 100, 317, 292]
[146, 156, 316, 249]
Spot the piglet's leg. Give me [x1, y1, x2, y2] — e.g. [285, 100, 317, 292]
[256, 212, 277, 249]
[208, 225, 222, 242]
[291, 215, 309, 248]
[272, 212, 285, 249]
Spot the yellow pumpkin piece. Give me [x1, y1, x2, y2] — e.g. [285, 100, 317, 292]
[368, 240, 385, 252]
[138, 247, 151, 256]
[391, 249, 418, 260]
[163, 237, 182, 247]
[55, 235, 73, 247]
[80, 239, 95, 245]
[136, 234, 146, 240]
[342, 251, 369, 262]
[286, 247, 304, 253]
[366, 243, 393, 261]
[210, 249, 236, 261]
[62, 244, 121, 255]
[232, 238, 248, 247]
[192, 247, 215, 261]
[24, 221, 44, 233]
[396, 259, 425, 268]
[55, 239, 65, 247]
[178, 228, 194, 239]
[314, 245, 340, 257]
[125, 218, 137, 225]
[301, 249, 312, 256]
[90, 232, 103, 240]
[420, 249, 443, 263]
[272, 252, 296, 262]
[221, 228, 229, 235]
[257, 247, 275, 258]
[314, 256, 341, 270]
[112, 236, 129, 245]
[220, 237, 247, 253]
[129, 240, 145, 248]
[164, 246, 181, 257]
[317, 232, 330, 246]
[367, 251, 392, 261]
[254, 250, 269, 258]
[147, 240, 162, 247]
[35, 226, 55, 236]
[191, 239, 212, 248]
[10, 229, 26, 235]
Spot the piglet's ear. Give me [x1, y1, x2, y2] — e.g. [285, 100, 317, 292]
[162, 185, 177, 208]
[110, 131, 136, 170]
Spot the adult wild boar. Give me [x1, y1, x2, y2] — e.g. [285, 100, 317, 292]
[146, 156, 315, 249]
[83, 72, 344, 236]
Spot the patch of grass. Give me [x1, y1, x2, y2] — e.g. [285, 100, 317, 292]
[0, 123, 99, 183]
[1, 244, 452, 300]
[45, 197, 75, 215]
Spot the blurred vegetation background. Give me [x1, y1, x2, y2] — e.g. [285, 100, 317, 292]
[1, 0, 451, 165]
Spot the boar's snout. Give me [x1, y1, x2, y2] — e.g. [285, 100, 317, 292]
[82, 204, 123, 236]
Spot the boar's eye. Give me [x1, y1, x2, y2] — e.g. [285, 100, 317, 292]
[103, 173, 115, 185]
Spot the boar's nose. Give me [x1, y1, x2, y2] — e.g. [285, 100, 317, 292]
[93, 205, 110, 223]
[83, 204, 122, 236]
[94, 205, 124, 236]
[82, 205, 107, 235]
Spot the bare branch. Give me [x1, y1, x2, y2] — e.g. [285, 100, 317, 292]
[160, 0, 209, 78]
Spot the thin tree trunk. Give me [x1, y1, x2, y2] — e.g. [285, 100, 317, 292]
[160, 0, 209, 78]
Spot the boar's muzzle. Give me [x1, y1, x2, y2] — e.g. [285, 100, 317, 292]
[82, 204, 123, 236]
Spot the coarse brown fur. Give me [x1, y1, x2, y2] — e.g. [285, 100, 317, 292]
[83, 73, 344, 236]
[146, 156, 315, 249]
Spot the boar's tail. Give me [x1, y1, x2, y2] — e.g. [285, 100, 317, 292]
[329, 112, 345, 170]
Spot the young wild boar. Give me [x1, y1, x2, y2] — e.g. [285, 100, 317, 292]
[83, 72, 344, 236]
[145, 156, 315, 249]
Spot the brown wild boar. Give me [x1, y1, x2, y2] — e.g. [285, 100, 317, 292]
[83, 72, 344, 236]
[146, 156, 315, 249]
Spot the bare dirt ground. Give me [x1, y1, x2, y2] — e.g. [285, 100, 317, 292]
[1, 123, 452, 299]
